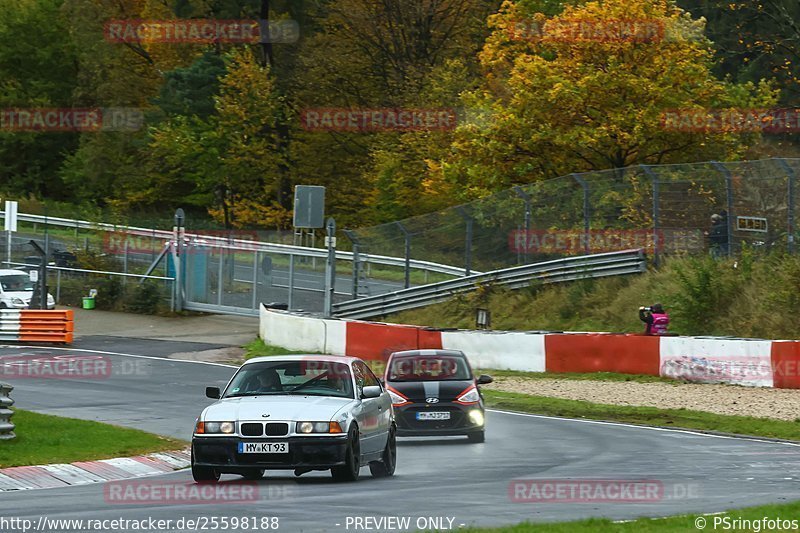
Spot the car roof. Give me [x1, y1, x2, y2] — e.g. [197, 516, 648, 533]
[0, 269, 27, 276]
[243, 354, 362, 366]
[389, 349, 466, 358]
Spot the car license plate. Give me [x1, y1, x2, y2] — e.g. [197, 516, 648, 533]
[416, 411, 450, 421]
[238, 442, 289, 454]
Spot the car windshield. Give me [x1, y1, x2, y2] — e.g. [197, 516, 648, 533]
[388, 355, 472, 382]
[0, 274, 34, 292]
[223, 360, 354, 399]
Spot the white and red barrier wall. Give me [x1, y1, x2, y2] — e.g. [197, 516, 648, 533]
[259, 306, 800, 389]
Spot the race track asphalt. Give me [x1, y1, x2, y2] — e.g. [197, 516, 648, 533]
[2, 338, 800, 532]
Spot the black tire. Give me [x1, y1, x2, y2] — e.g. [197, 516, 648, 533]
[467, 431, 485, 443]
[241, 469, 265, 480]
[369, 426, 397, 478]
[191, 451, 220, 483]
[331, 427, 360, 482]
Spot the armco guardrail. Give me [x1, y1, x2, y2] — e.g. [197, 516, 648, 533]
[332, 249, 647, 319]
[0, 211, 474, 277]
[0, 383, 13, 440]
[0, 309, 75, 343]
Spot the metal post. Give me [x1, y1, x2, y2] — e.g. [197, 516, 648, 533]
[323, 218, 336, 317]
[251, 251, 259, 310]
[514, 187, 532, 264]
[123, 241, 129, 287]
[288, 254, 294, 310]
[56, 269, 61, 303]
[216, 247, 224, 306]
[777, 159, 796, 253]
[395, 222, 411, 288]
[456, 207, 473, 276]
[0, 383, 14, 440]
[571, 174, 591, 254]
[711, 161, 735, 256]
[640, 165, 660, 265]
[343, 230, 360, 299]
[5, 230, 10, 267]
[174, 208, 185, 312]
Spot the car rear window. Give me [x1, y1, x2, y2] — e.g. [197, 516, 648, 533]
[387, 355, 472, 382]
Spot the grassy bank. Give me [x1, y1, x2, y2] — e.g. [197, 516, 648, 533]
[461, 501, 800, 532]
[389, 251, 800, 339]
[0, 410, 185, 467]
[483, 390, 800, 441]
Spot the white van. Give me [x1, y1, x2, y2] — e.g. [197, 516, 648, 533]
[0, 269, 55, 309]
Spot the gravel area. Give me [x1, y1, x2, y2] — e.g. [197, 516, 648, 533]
[485, 377, 800, 421]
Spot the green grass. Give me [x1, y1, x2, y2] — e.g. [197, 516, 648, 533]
[0, 410, 186, 467]
[459, 500, 800, 531]
[388, 252, 800, 340]
[483, 390, 800, 441]
[243, 338, 317, 360]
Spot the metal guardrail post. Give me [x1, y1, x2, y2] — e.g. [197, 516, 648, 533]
[455, 207, 473, 276]
[640, 165, 660, 266]
[394, 222, 412, 289]
[343, 230, 361, 299]
[0, 382, 14, 440]
[571, 174, 591, 255]
[711, 161, 735, 257]
[777, 158, 796, 254]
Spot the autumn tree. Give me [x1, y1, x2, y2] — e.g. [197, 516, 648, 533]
[438, 0, 778, 198]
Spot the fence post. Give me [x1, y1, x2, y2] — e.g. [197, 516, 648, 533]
[455, 207, 473, 276]
[394, 222, 412, 289]
[343, 230, 361, 299]
[288, 253, 294, 310]
[711, 161, 735, 256]
[640, 165, 660, 266]
[777, 158, 796, 254]
[571, 174, 591, 254]
[0, 383, 14, 440]
[513, 186, 532, 264]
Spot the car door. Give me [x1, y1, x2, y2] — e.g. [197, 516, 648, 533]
[353, 361, 384, 455]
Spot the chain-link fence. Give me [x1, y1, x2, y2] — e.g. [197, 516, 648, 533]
[349, 158, 800, 272]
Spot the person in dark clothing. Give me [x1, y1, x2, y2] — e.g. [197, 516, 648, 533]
[639, 303, 670, 335]
[708, 213, 729, 257]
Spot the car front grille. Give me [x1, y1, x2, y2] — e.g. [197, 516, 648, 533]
[266, 422, 289, 436]
[241, 423, 263, 436]
[239, 422, 289, 437]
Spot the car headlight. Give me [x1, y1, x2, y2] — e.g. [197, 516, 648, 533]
[455, 386, 480, 405]
[296, 421, 343, 434]
[468, 410, 485, 426]
[387, 387, 411, 407]
[11, 298, 24, 305]
[195, 421, 235, 434]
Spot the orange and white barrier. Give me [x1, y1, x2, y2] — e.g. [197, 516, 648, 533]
[0, 309, 74, 344]
[259, 306, 800, 389]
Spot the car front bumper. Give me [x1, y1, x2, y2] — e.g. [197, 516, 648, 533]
[394, 402, 485, 437]
[192, 435, 349, 472]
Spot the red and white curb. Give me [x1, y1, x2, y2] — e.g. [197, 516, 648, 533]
[0, 449, 190, 491]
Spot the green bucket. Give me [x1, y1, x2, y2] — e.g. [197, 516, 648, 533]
[82, 297, 96, 310]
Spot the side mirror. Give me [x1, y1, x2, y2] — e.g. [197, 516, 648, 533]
[206, 386, 221, 399]
[361, 385, 382, 399]
[477, 375, 493, 385]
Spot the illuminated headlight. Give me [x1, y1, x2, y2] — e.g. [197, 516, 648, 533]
[455, 386, 480, 405]
[296, 421, 343, 434]
[468, 410, 485, 426]
[196, 421, 235, 434]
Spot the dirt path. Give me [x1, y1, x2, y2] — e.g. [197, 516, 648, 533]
[485, 377, 800, 421]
